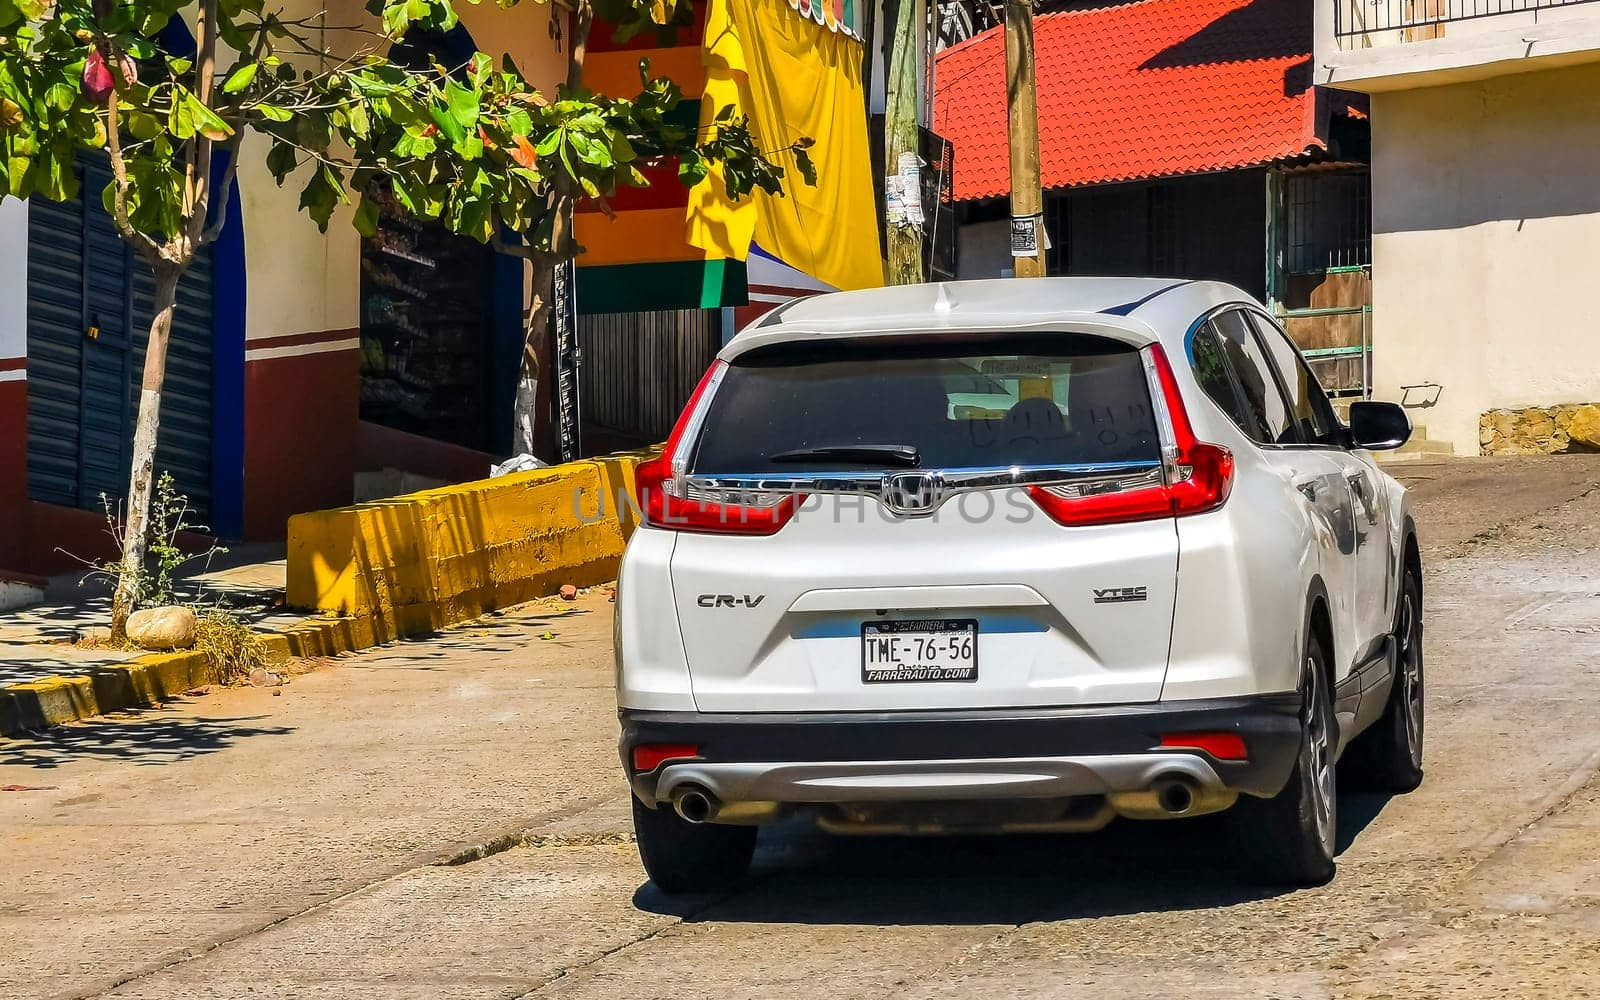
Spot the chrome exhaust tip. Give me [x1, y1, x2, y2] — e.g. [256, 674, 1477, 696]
[1155, 779, 1195, 815]
[672, 787, 718, 824]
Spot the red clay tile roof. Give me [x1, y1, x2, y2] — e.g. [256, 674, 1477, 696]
[933, 0, 1327, 202]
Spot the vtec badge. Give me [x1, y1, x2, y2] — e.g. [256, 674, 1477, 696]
[1093, 587, 1148, 604]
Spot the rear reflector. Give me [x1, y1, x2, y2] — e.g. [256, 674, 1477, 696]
[631, 743, 700, 773]
[1160, 732, 1248, 761]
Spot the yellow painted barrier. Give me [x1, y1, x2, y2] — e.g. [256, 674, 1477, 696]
[286, 448, 658, 642]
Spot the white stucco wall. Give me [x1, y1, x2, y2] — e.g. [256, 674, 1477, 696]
[0, 198, 26, 367]
[1370, 61, 1600, 452]
[238, 0, 565, 344]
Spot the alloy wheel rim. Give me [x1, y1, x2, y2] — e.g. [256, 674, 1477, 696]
[1399, 589, 1424, 767]
[1306, 657, 1335, 852]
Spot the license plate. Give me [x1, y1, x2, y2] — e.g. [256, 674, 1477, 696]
[861, 619, 979, 683]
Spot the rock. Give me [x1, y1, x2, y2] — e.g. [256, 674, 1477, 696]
[248, 667, 281, 687]
[1570, 404, 1600, 450]
[559, 584, 578, 601]
[126, 606, 197, 650]
[74, 625, 114, 647]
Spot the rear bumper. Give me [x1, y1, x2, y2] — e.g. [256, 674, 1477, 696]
[621, 694, 1303, 808]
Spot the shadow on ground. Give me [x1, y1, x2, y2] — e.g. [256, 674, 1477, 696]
[0, 705, 294, 769]
[634, 788, 1396, 925]
[344, 607, 604, 666]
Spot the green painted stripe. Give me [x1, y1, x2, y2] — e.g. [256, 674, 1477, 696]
[577, 259, 749, 314]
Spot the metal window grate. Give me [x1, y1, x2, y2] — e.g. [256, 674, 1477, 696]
[1285, 171, 1371, 275]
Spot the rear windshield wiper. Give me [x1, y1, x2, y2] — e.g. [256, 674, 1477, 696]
[769, 444, 921, 467]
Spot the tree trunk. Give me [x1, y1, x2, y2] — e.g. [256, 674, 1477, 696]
[110, 264, 183, 639]
[512, 282, 549, 457]
[511, 0, 591, 460]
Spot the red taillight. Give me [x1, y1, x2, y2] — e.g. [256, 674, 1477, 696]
[1027, 344, 1232, 527]
[1149, 344, 1234, 517]
[1160, 731, 1248, 761]
[631, 743, 699, 773]
[634, 361, 806, 535]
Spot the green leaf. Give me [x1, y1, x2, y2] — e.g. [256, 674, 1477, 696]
[353, 195, 379, 237]
[7, 154, 32, 198]
[428, 101, 464, 144]
[167, 56, 194, 76]
[222, 62, 258, 94]
[122, 36, 155, 60]
[265, 141, 297, 183]
[677, 152, 707, 186]
[794, 146, 817, 187]
[444, 80, 477, 129]
[170, 97, 196, 139]
[254, 103, 293, 123]
[189, 96, 234, 140]
[345, 101, 370, 140]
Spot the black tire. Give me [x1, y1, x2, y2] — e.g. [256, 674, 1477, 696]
[632, 794, 756, 894]
[1234, 634, 1338, 887]
[1348, 565, 1426, 793]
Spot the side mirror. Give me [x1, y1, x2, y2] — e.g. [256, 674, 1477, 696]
[1347, 401, 1412, 451]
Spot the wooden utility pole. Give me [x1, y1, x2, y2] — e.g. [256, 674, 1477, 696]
[1004, 0, 1046, 277]
[883, 0, 924, 285]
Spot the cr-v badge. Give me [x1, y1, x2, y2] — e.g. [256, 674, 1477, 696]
[697, 594, 767, 608]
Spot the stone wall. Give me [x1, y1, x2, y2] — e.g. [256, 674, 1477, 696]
[1480, 404, 1600, 456]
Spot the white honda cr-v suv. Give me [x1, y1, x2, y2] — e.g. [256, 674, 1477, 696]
[615, 278, 1425, 892]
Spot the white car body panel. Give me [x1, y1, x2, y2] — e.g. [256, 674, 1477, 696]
[618, 277, 1411, 725]
[667, 495, 1178, 712]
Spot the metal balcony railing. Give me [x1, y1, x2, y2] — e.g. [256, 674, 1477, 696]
[1335, 0, 1600, 40]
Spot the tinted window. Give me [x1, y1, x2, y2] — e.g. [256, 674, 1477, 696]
[1208, 310, 1295, 445]
[1247, 312, 1342, 445]
[691, 335, 1160, 474]
[1189, 324, 1249, 431]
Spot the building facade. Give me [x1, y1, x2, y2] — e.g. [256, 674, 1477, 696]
[936, 0, 1375, 401]
[1319, 0, 1600, 454]
[0, 0, 566, 575]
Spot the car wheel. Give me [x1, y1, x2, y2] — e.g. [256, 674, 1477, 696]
[632, 793, 756, 894]
[1349, 565, 1426, 793]
[1235, 633, 1338, 887]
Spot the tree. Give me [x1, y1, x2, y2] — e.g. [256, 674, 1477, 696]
[0, 0, 812, 638]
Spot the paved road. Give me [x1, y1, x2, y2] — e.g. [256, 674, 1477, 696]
[5, 456, 1600, 999]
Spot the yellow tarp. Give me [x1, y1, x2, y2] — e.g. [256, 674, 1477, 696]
[687, 0, 883, 291]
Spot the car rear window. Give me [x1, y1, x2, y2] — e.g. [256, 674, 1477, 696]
[689, 334, 1159, 474]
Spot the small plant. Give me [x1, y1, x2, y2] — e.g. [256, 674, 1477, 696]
[69, 473, 228, 635]
[193, 606, 270, 684]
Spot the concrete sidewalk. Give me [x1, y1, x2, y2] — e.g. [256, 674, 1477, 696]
[0, 546, 383, 735]
[1, 592, 620, 1000]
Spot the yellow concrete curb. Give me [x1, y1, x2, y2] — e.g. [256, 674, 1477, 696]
[286, 446, 658, 643]
[0, 612, 382, 737]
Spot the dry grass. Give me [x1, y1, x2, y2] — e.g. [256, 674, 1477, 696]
[193, 607, 270, 683]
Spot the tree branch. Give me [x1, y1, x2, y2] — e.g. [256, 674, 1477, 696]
[185, 0, 220, 252]
[104, 90, 163, 262]
[198, 131, 244, 247]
